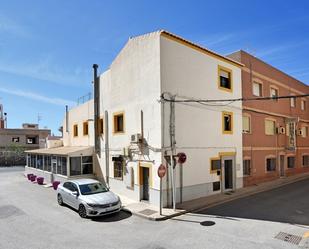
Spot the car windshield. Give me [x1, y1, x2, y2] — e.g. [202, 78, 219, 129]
[79, 182, 108, 195]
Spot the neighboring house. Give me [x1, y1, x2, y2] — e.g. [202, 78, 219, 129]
[0, 122, 50, 166]
[25, 100, 94, 183]
[228, 50, 309, 186]
[25, 30, 244, 207]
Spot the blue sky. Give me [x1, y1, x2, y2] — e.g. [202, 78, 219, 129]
[0, 0, 308, 134]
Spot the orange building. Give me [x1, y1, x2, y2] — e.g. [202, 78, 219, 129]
[228, 50, 309, 186]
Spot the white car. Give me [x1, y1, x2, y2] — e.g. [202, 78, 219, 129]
[57, 179, 121, 218]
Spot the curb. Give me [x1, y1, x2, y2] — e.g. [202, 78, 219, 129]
[128, 174, 309, 221]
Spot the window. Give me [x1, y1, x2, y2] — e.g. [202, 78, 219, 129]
[12, 137, 19, 143]
[222, 112, 233, 134]
[265, 119, 276, 135]
[83, 121, 89, 136]
[242, 115, 251, 133]
[301, 126, 308, 138]
[26, 136, 38, 144]
[113, 112, 125, 133]
[270, 87, 278, 101]
[44, 155, 51, 172]
[210, 158, 221, 172]
[37, 155, 43, 170]
[99, 118, 104, 134]
[70, 157, 81, 176]
[57, 157, 67, 175]
[218, 66, 232, 91]
[253, 82, 262, 97]
[303, 155, 309, 167]
[243, 159, 251, 176]
[73, 124, 78, 137]
[82, 156, 93, 174]
[266, 158, 276, 172]
[290, 96, 296, 107]
[301, 100, 306, 111]
[113, 161, 123, 179]
[287, 156, 295, 168]
[213, 181, 220, 191]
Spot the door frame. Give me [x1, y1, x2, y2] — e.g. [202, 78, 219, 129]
[279, 154, 285, 177]
[138, 162, 152, 202]
[221, 155, 236, 192]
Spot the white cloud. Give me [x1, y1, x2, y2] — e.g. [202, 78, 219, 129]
[0, 86, 76, 107]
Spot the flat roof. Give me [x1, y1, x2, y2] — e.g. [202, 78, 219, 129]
[25, 146, 93, 156]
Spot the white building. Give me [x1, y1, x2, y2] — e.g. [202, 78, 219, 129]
[26, 30, 243, 208]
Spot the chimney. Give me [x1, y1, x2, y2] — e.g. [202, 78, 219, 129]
[93, 64, 100, 156]
[65, 105, 69, 132]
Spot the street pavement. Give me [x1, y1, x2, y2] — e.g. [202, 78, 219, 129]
[1, 167, 309, 249]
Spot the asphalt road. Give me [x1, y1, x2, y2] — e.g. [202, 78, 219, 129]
[199, 179, 309, 226]
[1, 167, 309, 249]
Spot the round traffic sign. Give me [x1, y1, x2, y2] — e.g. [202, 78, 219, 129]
[157, 164, 166, 178]
[177, 152, 187, 164]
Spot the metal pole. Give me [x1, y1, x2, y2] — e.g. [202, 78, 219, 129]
[171, 155, 176, 211]
[160, 177, 162, 215]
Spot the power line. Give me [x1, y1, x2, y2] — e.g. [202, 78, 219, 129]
[161, 93, 309, 103]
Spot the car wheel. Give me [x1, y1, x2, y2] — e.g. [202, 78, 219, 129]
[57, 194, 63, 206]
[78, 204, 87, 218]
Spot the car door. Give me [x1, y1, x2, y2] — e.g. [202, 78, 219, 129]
[61, 182, 75, 207]
[69, 183, 80, 210]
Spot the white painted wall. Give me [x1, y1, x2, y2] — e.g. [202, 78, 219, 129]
[63, 100, 94, 147]
[160, 35, 243, 201]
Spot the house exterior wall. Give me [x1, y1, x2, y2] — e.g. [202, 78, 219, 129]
[98, 32, 163, 205]
[160, 35, 243, 203]
[63, 100, 94, 147]
[228, 50, 309, 186]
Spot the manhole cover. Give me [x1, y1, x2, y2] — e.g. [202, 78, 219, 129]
[200, 221, 216, 226]
[138, 209, 157, 216]
[275, 232, 302, 245]
[0, 205, 25, 219]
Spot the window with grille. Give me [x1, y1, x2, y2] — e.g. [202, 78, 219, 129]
[114, 161, 123, 179]
[243, 159, 251, 176]
[287, 156, 295, 168]
[303, 155, 309, 167]
[266, 158, 276, 171]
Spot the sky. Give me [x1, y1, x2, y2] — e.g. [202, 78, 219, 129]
[0, 0, 309, 135]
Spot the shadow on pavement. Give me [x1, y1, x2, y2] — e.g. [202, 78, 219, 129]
[91, 210, 132, 222]
[194, 179, 309, 226]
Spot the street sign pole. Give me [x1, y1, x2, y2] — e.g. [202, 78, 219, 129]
[157, 164, 166, 216]
[171, 155, 176, 211]
[160, 177, 162, 215]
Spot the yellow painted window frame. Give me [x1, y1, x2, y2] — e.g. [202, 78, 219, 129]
[218, 65, 233, 92]
[73, 124, 78, 137]
[83, 121, 89, 136]
[222, 111, 233, 134]
[210, 157, 221, 174]
[113, 111, 125, 134]
[99, 117, 104, 134]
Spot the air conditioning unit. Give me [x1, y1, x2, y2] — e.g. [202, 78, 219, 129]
[276, 127, 286, 134]
[297, 129, 303, 136]
[131, 133, 142, 143]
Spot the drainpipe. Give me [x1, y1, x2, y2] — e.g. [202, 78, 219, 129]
[65, 105, 69, 133]
[105, 111, 109, 185]
[93, 64, 100, 157]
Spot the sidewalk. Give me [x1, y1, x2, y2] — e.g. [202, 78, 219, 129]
[121, 172, 309, 221]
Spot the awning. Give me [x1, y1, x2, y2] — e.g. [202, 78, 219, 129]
[25, 146, 94, 156]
